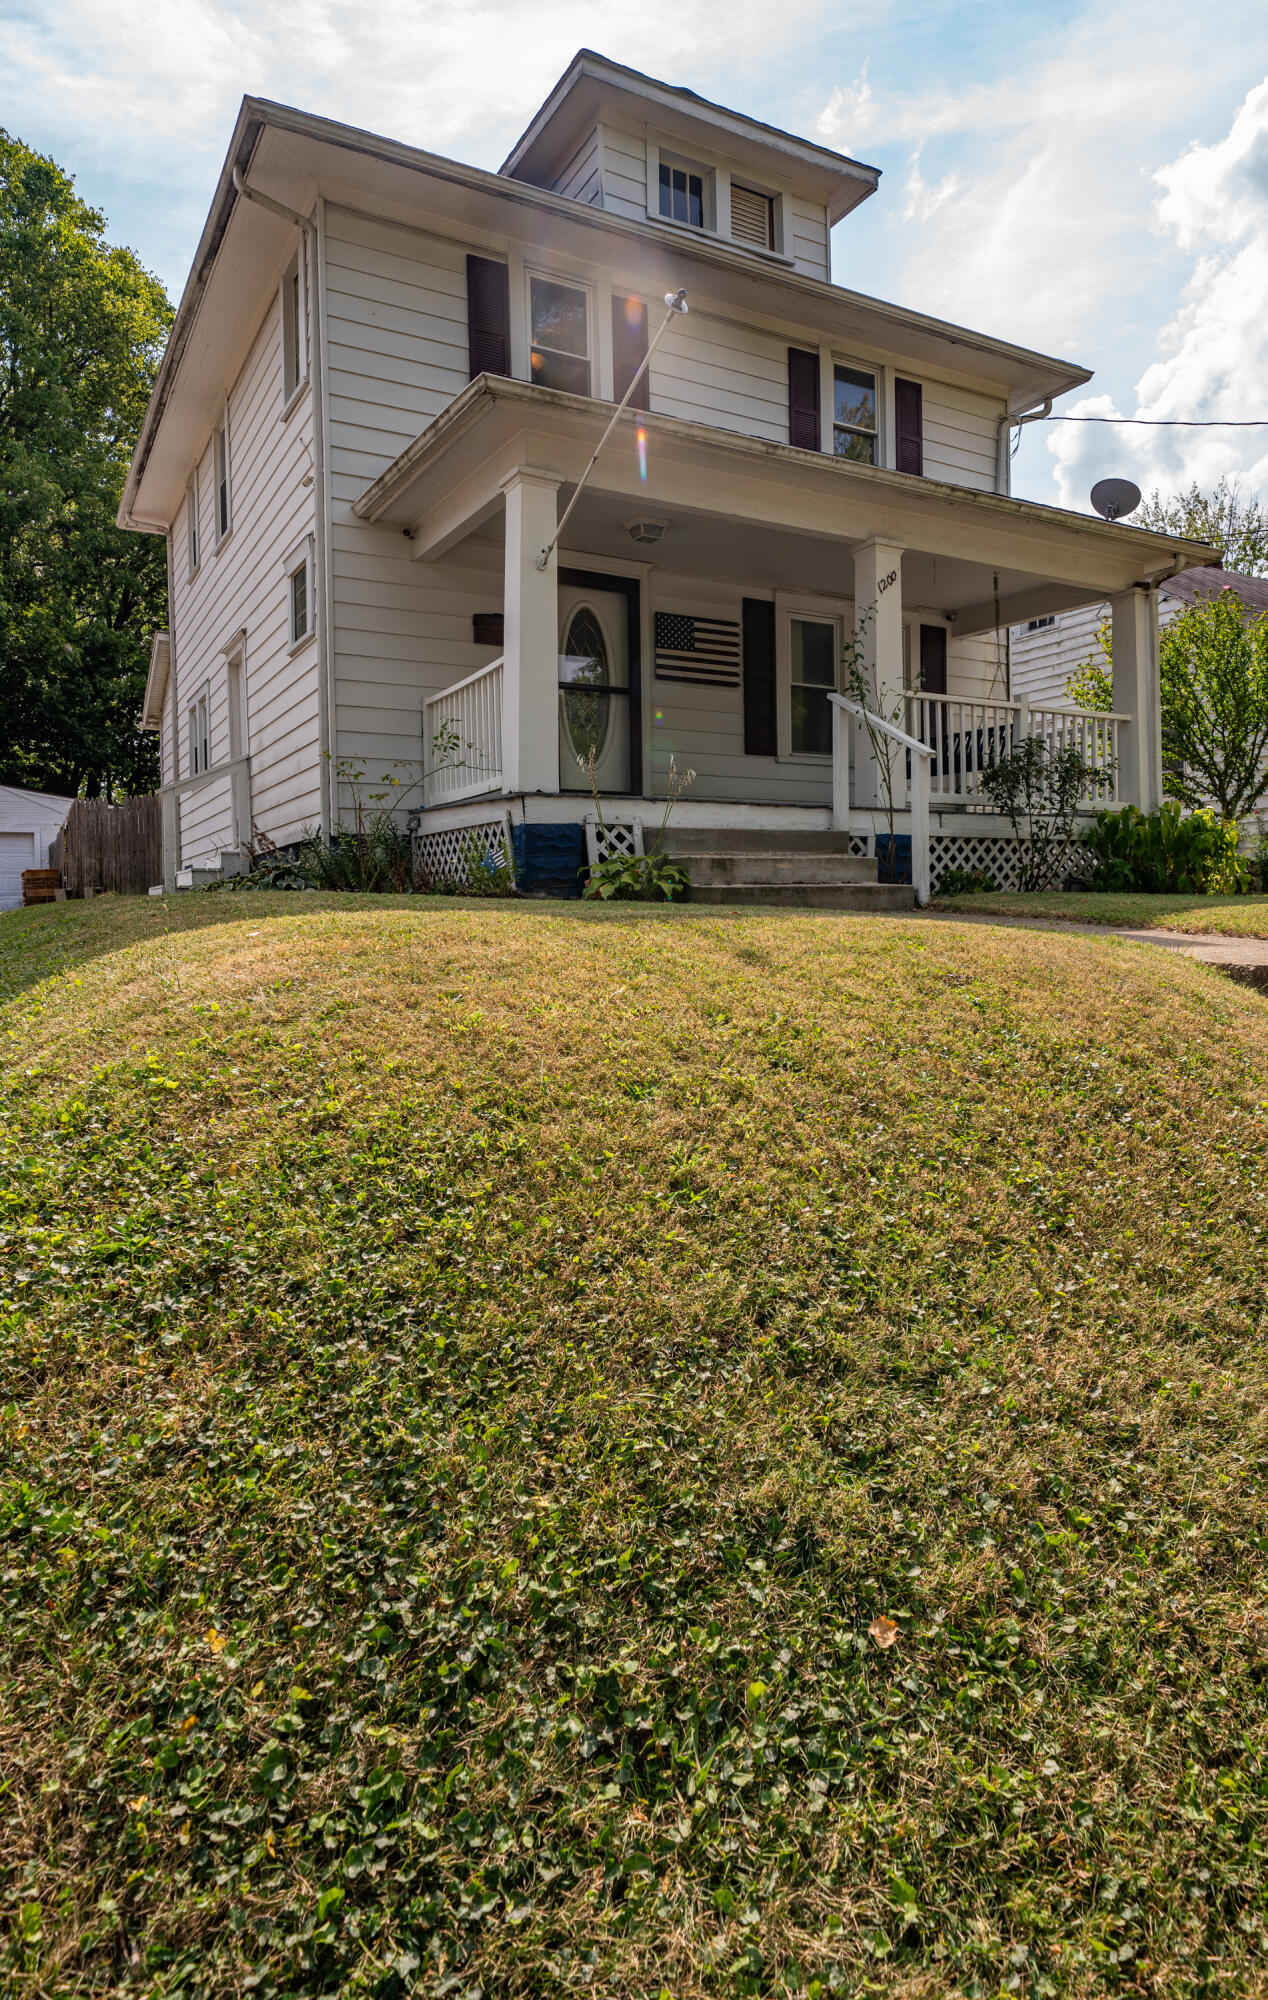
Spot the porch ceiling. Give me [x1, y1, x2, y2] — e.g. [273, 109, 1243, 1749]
[355, 376, 1217, 631]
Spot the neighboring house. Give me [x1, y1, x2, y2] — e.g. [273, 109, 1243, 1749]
[0, 785, 74, 912]
[1011, 565, 1268, 706]
[120, 49, 1215, 900]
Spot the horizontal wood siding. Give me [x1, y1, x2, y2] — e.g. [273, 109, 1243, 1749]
[947, 631, 1010, 703]
[601, 125, 648, 220]
[553, 128, 602, 207]
[920, 381, 1001, 491]
[324, 206, 506, 798]
[789, 197, 830, 280]
[648, 579, 829, 806]
[168, 286, 321, 865]
[649, 312, 788, 443]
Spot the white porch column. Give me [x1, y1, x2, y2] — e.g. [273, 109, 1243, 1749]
[501, 469, 560, 796]
[851, 538, 906, 808]
[1110, 585, 1162, 810]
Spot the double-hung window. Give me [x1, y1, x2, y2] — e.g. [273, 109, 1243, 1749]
[188, 689, 210, 777]
[186, 471, 200, 576]
[289, 559, 309, 646]
[659, 157, 706, 229]
[214, 417, 231, 541]
[789, 617, 837, 756]
[832, 365, 878, 464]
[529, 275, 590, 396]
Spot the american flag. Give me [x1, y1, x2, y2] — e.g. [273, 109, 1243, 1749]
[654, 611, 742, 687]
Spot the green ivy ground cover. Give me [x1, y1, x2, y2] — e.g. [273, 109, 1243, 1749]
[3, 894, 1268, 1998]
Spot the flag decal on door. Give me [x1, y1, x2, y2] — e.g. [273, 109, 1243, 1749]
[653, 612, 741, 686]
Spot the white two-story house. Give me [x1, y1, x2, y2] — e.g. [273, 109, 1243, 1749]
[121, 49, 1213, 901]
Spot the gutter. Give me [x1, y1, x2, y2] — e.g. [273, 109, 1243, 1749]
[996, 398, 1052, 495]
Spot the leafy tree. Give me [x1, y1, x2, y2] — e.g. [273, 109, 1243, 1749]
[0, 130, 172, 797]
[1064, 622, 1113, 714]
[1159, 590, 1268, 819]
[1138, 478, 1268, 577]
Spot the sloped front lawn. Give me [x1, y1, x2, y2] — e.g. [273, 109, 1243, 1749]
[3, 895, 1268, 1997]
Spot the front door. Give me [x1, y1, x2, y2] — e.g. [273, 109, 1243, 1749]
[558, 584, 632, 794]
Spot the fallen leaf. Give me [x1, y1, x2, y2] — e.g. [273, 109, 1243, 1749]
[204, 1627, 226, 1654]
[869, 1614, 900, 1650]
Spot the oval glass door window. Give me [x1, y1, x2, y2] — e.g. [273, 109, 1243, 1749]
[560, 606, 612, 768]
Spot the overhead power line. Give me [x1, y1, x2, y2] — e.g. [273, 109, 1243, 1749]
[1040, 415, 1268, 428]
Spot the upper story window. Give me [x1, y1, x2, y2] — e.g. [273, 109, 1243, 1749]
[833, 365, 878, 464]
[659, 157, 706, 229]
[1026, 616, 1057, 631]
[731, 183, 774, 251]
[186, 471, 200, 577]
[529, 274, 590, 396]
[214, 416, 231, 542]
[281, 246, 308, 406]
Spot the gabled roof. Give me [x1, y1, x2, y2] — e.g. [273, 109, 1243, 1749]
[500, 48, 881, 225]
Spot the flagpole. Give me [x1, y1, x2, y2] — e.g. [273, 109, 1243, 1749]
[535, 289, 688, 571]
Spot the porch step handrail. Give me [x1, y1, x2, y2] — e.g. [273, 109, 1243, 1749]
[424, 656, 505, 808]
[829, 693, 935, 907]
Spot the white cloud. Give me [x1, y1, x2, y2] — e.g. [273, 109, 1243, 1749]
[901, 148, 960, 224]
[1047, 82, 1268, 514]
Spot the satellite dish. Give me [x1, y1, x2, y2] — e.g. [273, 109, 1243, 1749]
[1090, 477, 1142, 522]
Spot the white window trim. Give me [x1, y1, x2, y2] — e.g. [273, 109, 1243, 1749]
[213, 404, 232, 549]
[825, 354, 886, 467]
[186, 469, 200, 579]
[524, 265, 595, 399]
[774, 593, 846, 763]
[283, 535, 316, 654]
[280, 240, 310, 416]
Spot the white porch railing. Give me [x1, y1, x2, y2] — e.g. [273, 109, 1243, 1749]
[423, 657, 504, 807]
[905, 692, 1128, 808]
[830, 693, 935, 905]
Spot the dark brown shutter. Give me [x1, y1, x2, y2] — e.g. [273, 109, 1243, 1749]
[612, 295, 649, 409]
[919, 624, 947, 694]
[473, 612, 504, 648]
[742, 597, 777, 755]
[895, 377, 924, 476]
[466, 256, 510, 380]
[788, 347, 821, 451]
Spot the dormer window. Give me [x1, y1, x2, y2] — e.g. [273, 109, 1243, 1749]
[658, 157, 707, 229]
[731, 183, 774, 251]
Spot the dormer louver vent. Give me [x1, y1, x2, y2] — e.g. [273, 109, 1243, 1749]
[730, 184, 774, 251]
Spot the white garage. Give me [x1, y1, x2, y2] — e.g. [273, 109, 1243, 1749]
[0, 785, 74, 912]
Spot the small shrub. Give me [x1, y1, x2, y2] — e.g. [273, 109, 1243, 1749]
[979, 737, 1098, 890]
[937, 866, 996, 896]
[583, 848, 690, 903]
[1082, 802, 1249, 895]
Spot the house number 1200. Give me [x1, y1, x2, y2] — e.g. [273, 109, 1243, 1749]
[878, 569, 898, 594]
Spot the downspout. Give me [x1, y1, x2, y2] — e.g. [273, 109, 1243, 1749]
[233, 167, 333, 836]
[995, 397, 1052, 495]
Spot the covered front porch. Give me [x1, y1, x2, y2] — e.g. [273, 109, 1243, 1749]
[354, 375, 1209, 896]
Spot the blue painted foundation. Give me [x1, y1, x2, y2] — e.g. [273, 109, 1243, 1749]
[512, 821, 587, 898]
[875, 833, 912, 885]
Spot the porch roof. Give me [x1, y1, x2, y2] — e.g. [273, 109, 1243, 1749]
[354, 376, 1216, 635]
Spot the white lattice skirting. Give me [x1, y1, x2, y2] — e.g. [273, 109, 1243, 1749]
[413, 816, 513, 890]
[929, 833, 1096, 893]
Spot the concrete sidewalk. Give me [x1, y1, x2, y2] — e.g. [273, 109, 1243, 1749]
[915, 909, 1268, 985]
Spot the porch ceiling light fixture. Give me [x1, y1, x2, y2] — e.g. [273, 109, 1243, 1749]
[627, 518, 669, 545]
[536, 289, 688, 570]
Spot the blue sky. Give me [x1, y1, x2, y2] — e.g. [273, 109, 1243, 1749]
[5, 0, 1268, 509]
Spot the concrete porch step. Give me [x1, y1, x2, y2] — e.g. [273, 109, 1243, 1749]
[686, 852, 877, 888]
[690, 881, 915, 911]
[664, 828, 858, 856]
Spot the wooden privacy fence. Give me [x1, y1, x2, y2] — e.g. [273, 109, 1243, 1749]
[52, 796, 161, 895]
